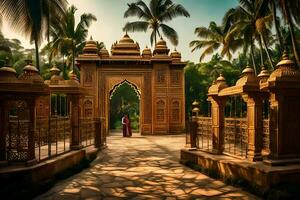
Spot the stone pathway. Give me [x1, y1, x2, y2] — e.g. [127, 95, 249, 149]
[36, 133, 260, 200]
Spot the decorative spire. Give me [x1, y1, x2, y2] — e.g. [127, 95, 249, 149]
[276, 49, 295, 68]
[216, 73, 226, 82]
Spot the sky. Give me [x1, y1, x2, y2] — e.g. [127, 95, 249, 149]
[1, 0, 238, 63]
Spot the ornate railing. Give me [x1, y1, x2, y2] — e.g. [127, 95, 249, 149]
[35, 116, 71, 161]
[7, 117, 30, 161]
[262, 119, 270, 155]
[80, 118, 95, 147]
[196, 117, 213, 152]
[224, 118, 248, 158]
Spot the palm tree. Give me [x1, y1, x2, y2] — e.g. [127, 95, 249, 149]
[0, 0, 67, 69]
[189, 21, 242, 62]
[270, 0, 284, 52]
[123, 0, 190, 46]
[226, 0, 274, 73]
[0, 32, 12, 54]
[49, 5, 97, 71]
[275, 0, 300, 67]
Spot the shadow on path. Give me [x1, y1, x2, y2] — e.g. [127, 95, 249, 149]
[35, 133, 260, 200]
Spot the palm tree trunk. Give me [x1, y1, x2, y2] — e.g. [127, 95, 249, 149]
[258, 37, 264, 66]
[34, 39, 40, 70]
[250, 39, 257, 75]
[271, 0, 284, 52]
[261, 34, 274, 69]
[72, 49, 75, 72]
[283, 0, 300, 68]
[72, 40, 75, 72]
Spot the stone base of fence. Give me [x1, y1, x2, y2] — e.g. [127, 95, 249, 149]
[0, 145, 100, 192]
[180, 148, 300, 191]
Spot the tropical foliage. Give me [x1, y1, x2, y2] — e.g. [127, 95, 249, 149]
[48, 5, 97, 71]
[190, 0, 300, 70]
[189, 21, 242, 62]
[185, 54, 241, 116]
[188, 0, 300, 115]
[123, 0, 190, 46]
[0, 0, 67, 69]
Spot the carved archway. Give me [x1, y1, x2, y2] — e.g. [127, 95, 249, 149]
[109, 79, 141, 100]
[108, 79, 141, 132]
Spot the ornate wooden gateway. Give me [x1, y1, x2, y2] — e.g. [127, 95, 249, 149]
[77, 34, 186, 135]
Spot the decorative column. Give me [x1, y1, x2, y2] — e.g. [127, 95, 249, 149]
[262, 51, 300, 165]
[186, 100, 200, 149]
[189, 119, 198, 149]
[0, 60, 18, 163]
[242, 93, 263, 161]
[70, 94, 82, 150]
[208, 74, 228, 154]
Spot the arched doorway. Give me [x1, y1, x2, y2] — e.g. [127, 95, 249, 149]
[109, 80, 141, 134]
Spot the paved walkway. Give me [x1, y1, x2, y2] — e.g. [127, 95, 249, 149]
[36, 133, 260, 200]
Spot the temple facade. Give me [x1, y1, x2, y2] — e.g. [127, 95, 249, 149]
[77, 34, 186, 135]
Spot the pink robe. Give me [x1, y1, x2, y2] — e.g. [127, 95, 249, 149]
[122, 116, 132, 137]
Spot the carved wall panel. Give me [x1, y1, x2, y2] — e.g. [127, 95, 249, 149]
[143, 72, 152, 124]
[156, 99, 166, 122]
[83, 98, 93, 118]
[171, 100, 180, 122]
[156, 70, 166, 85]
[84, 71, 93, 85]
[170, 70, 181, 85]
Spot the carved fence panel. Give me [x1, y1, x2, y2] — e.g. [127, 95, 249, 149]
[80, 118, 95, 147]
[6, 100, 30, 162]
[35, 116, 71, 161]
[224, 118, 248, 158]
[196, 117, 213, 152]
[262, 119, 270, 155]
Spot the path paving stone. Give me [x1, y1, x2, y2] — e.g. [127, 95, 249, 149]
[35, 133, 260, 200]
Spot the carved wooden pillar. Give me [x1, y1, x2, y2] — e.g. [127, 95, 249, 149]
[27, 97, 37, 165]
[262, 52, 300, 165]
[70, 94, 82, 150]
[210, 96, 226, 154]
[189, 117, 198, 148]
[243, 94, 263, 161]
[207, 74, 228, 154]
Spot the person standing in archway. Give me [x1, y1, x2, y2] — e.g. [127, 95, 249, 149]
[122, 114, 132, 137]
[126, 114, 132, 137]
